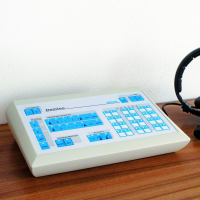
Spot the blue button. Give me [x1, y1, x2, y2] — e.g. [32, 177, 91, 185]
[39, 142, 50, 150]
[76, 115, 84, 121]
[119, 97, 128, 103]
[135, 95, 144, 101]
[45, 119, 54, 126]
[48, 126, 58, 132]
[103, 132, 112, 139]
[30, 121, 39, 128]
[87, 120, 95, 127]
[71, 122, 81, 129]
[94, 119, 103, 126]
[36, 135, 46, 142]
[63, 138, 74, 146]
[33, 128, 43, 135]
[90, 113, 99, 119]
[82, 114, 91, 120]
[32, 108, 41, 114]
[56, 124, 66, 131]
[60, 117, 69, 123]
[128, 96, 137, 102]
[95, 134, 102, 141]
[55, 139, 65, 147]
[24, 109, 33, 116]
[79, 121, 88, 128]
[98, 133, 106, 140]
[87, 134, 97, 142]
[53, 118, 62, 124]
[64, 123, 73, 130]
[68, 116, 77, 122]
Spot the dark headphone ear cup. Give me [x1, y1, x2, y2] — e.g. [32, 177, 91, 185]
[194, 97, 200, 108]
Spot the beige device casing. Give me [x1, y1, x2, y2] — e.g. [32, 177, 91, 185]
[6, 87, 190, 177]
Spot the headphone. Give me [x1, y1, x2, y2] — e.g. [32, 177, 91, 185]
[174, 47, 200, 139]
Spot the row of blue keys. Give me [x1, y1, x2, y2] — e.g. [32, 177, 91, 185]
[87, 132, 112, 142]
[29, 121, 50, 150]
[24, 108, 41, 116]
[55, 138, 74, 147]
[45, 113, 99, 125]
[48, 119, 103, 132]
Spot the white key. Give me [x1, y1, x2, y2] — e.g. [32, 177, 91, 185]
[137, 130, 144, 134]
[129, 110, 136, 114]
[127, 116, 134, 120]
[155, 127, 162, 131]
[151, 114, 158, 117]
[105, 113, 112, 117]
[114, 126, 121, 130]
[144, 129, 151, 133]
[122, 111, 129, 115]
[132, 123, 139, 127]
[112, 112, 119, 116]
[126, 131, 133, 136]
[109, 119, 116, 123]
[156, 119, 163, 123]
[121, 124, 128, 129]
[144, 114, 151, 118]
[146, 108, 152, 111]
[134, 116, 141, 119]
[162, 126, 169, 130]
[139, 108, 146, 112]
[116, 118, 123, 122]
[118, 132, 126, 137]
[149, 121, 156, 124]
[139, 122, 146, 126]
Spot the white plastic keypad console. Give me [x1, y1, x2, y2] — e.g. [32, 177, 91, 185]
[6, 87, 190, 177]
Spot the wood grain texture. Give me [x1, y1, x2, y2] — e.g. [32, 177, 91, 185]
[1, 99, 200, 200]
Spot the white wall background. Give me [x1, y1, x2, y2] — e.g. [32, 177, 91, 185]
[1, 0, 200, 124]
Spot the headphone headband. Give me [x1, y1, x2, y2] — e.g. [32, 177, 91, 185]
[174, 48, 200, 116]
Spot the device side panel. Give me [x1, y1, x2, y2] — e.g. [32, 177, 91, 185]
[32, 139, 188, 177]
[6, 102, 37, 173]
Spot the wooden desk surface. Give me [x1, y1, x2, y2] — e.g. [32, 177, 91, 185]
[1, 99, 200, 200]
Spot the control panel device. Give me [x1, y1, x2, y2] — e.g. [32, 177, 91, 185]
[6, 87, 190, 177]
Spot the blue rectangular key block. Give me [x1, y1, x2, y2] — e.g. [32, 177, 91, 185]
[64, 123, 73, 130]
[30, 121, 39, 128]
[119, 97, 128, 103]
[55, 139, 66, 147]
[135, 95, 144, 101]
[60, 117, 69, 123]
[104, 132, 112, 139]
[24, 109, 34, 116]
[39, 142, 50, 150]
[32, 108, 41, 114]
[90, 113, 99, 119]
[45, 119, 54, 126]
[79, 121, 88, 128]
[82, 114, 91, 120]
[48, 126, 58, 132]
[56, 124, 66, 131]
[87, 135, 97, 142]
[94, 119, 103, 126]
[68, 116, 77, 122]
[87, 120, 95, 127]
[71, 122, 81, 129]
[53, 118, 62, 124]
[36, 135, 46, 142]
[33, 128, 43, 135]
[128, 96, 137, 102]
[63, 138, 74, 146]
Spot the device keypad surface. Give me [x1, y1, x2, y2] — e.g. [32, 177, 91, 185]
[16, 91, 177, 154]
